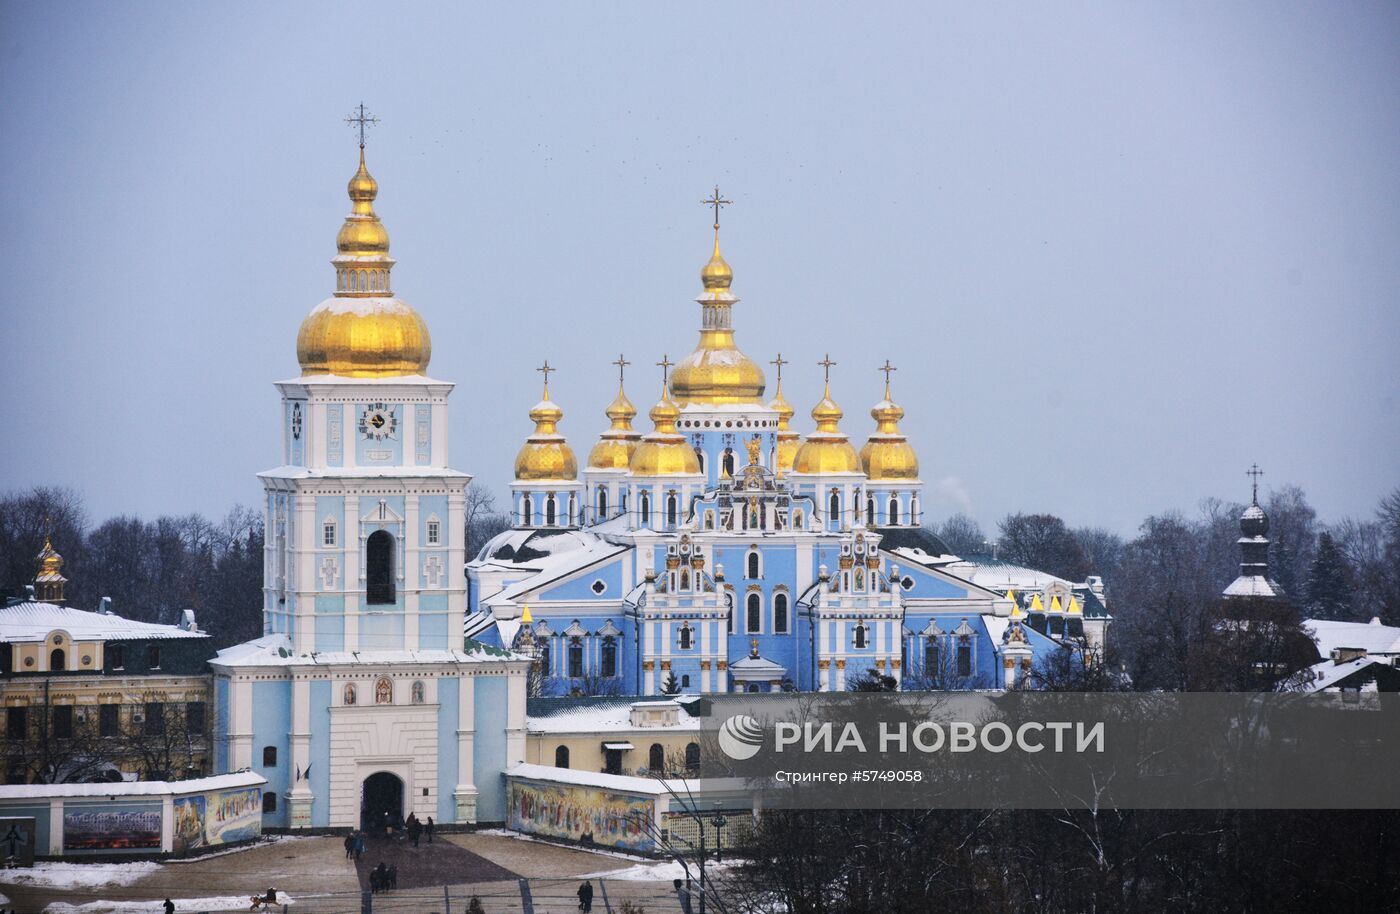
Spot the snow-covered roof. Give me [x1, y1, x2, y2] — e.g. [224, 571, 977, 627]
[958, 555, 1072, 593]
[210, 633, 524, 669]
[526, 697, 702, 734]
[1223, 574, 1284, 599]
[0, 770, 265, 801]
[506, 763, 677, 795]
[729, 655, 786, 675]
[1297, 656, 1394, 693]
[1304, 618, 1400, 657]
[0, 601, 208, 643]
[487, 539, 628, 606]
[258, 465, 470, 480]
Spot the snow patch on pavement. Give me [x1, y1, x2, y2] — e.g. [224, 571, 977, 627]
[45, 894, 295, 914]
[3, 861, 161, 889]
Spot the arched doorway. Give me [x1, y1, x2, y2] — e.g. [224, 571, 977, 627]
[361, 771, 404, 834]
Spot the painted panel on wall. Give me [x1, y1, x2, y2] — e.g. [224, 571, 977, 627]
[63, 804, 161, 851]
[206, 788, 262, 845]
[507, 780, 655, 852]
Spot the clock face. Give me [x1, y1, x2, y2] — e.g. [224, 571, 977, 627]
[291, 403, 303, 440]
[358, 402, 398, 441]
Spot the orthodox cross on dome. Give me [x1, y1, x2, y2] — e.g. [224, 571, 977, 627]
[656, 354, 674, 386]
[1247, 463, 1264, 505]
[818, 353, 837, 385]
[702, 185, 732, 232]
[345, 103, 379, 149]
[536, 359, 554, 395]
[770, 353, 787, 385]
[878, 359, 897, 394]
[612, 353, 630, 385]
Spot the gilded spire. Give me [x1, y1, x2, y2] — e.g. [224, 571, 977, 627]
[860, 359, 920, 481]
[588, 354, 642, 470]
[515, 361, 578, 481]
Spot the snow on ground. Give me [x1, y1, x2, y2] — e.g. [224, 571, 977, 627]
[45, 894, 294, 914]
[583, 860, 735, 881]
[0, 891, 9, 905]
[166, 833, 309, 864]
[2, 860, 161, 890]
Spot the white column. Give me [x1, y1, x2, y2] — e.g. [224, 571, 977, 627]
[288, 675, 313, 828]
[505, 669, 527, 767]
[405, 492, 421, 649]
[343, 495, 360, 651]
[454, 675, 478, 823]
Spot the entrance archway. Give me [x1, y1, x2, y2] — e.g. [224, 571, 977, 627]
[361, 771, 404, 834]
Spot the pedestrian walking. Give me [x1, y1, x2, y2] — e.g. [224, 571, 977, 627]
[408, 817, 422, 848]
[425, 816, 435, 843]
[163, 899, 175, 914]
[344, 833, 354, 858]
[353, 831, 365, 859]
[387, 863, 398, 890]
[577, 880, 594, 912]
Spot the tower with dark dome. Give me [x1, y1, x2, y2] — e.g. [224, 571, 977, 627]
[1223, 465, 1284, 599]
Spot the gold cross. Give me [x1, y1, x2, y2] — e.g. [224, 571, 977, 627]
[701, 185, 732, 231]
[536, 360, 554, 393]
[818, 354, 836, 385]
[345, 103, 379, 149]
[612, 354, 630, 385]
[879, 359, 897, 385]
[770, 353, 787, 386]
[656, 354, 673, 385]
[1247, 463, 1264, 504]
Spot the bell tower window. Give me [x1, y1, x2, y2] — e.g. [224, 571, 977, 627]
[889, 496, 900, 526]
[666, 495, 678, 528]
[366, 530, 396, 604]
[546, 494, 557, 526]
[640, 492, 651, 526]
[521, 494, 533, 527]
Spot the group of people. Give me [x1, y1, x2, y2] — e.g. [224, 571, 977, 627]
[368, 862, 398, 893]
[404, 811, 433, 847]
[343, 831, 367, 859]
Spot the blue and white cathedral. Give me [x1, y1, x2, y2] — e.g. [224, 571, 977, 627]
[467, 205, 1105, 695]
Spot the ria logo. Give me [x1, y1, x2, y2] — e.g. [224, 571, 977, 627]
[718, 714, 765, 761]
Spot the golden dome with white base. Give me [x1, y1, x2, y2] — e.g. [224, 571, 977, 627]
[859, 367, 920, 481]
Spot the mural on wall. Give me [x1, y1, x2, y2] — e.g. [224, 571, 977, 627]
[172, 795, 206, 854]
[206, 788, 262, 846]
[508, 780, 654, 852]
[63, 808, 161, 850]
[0, 817, 37, 866]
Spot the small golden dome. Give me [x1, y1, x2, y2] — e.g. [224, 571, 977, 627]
[35, 536, 64, 579]
[630, 386, 701, 476]
[859, 377, 920, 480]
[514, 377, 578, 481]
[767, 373, 801, 477]
[669, 230, 766, 405]
[587, 382, 642, 470]
[297, 148, 431, 377]
[792, 382, 863, 475]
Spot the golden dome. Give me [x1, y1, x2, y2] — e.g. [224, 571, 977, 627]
[514, 376, 579, 481]
[767, 367, 801, 477]
[630, 385, 702, 476]
[296, 148, 432, 378]
[586, 382, 642, 470]
[791, 382, 863, 475]
[859, 376, 920, 480]
[669, 232, 766, 405]
[35, 536, 64, 579]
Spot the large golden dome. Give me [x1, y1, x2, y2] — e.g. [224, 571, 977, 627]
[859, 376, 920, 480]
[630, 386, 702, 476]
[792, 382, 863, 475]
[586, 381, 642, 470]
[668, 233, 766, 405]
[515, 377, 578, 481]
[296, 149, 432, 378]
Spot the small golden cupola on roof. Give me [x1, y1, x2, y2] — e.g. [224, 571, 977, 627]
[792, 355, 863, 475]
[515, 362, 578, 481]
[296, 106, 432, 378]
[588, 355, 643, 470]
[34, 534, 67, 604]
[631, 356, 703, 476]
[668, 188, 766, 405]
[860, 360, 920, 481]
[767, 354, 801, 476]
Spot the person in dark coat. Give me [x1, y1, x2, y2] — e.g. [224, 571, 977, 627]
[407, 817, 422, 848]
[425, 816, 435, 843]
[344, 833, 355, 858]
[372, 862, 388, 893]
[387, 863, 398, 890]
[577, 880, 594, 912]
[163, 900, 175, 914]
[353, 832, 365, 859]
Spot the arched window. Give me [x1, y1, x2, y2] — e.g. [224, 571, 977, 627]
[853, 622, 868, 649]
[680, 569, 690, 590]
[568, 494, 576, 526]
[49, 648, 65, 671]
[555, 745, 570, 768]
[829, 492, 841, 525]
[956, 638, 972, 677]
[597, 488, 608, 519]
[666, 495, 678, 528]
[695, 448, 706, 476]
[375, 677, 392, 704]
[925, 638, 940, 675]
[722, 449, 735, 477]
[910, 496, 919, 524]
[678, 624, 693, 650]
[685, 742, 701, 773]
[793, 509, 804, 528]
[640, 492, 650, 526]
[727, 600, 735, 634]
[521, 494, 532, 526]
[681, 674, 691, 688]
[344, 684, 356, 705]
[546, 494, 557, 526]
[773, 593, 789, 634]
[411, 681, 425, 704]
[262, 746, 277, 767]
[889, 496, 900, 526]
[866, 496, 875, 526]
[538, 639, 550, 675]
[649, 743, 665, 772]
[567, 637, 583, 678]
[601, 637, 617, 678]
[747, 593, 762, 633]
[366, 530, 396, 604]
[747, 551, 760, 579]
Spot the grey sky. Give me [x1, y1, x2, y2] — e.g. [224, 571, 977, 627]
[3, 1, 1397, 536]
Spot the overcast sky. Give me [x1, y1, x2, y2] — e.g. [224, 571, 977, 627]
[3, 2, 1397, 536]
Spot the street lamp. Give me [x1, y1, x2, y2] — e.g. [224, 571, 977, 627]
[711, 802, 727, 863]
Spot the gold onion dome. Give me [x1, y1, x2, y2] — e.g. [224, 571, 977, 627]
[630, 384, 702, 476]
[768, 375, 801, 477]
[792, 381, 863, 475]
[859, 377, 920, 480]
[668, 232, 766, 405]
[35, 536, 64, 580]
[296, 148, 432, 378]
[515, 377, 578, 481]
[587, 382, 642, 470]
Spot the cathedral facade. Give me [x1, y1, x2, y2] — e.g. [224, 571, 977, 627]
[468, 204, 1103, 696]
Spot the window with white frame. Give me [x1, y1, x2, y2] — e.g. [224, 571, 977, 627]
[426, 518, 440, 545]
[323, 521, 337, 547]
